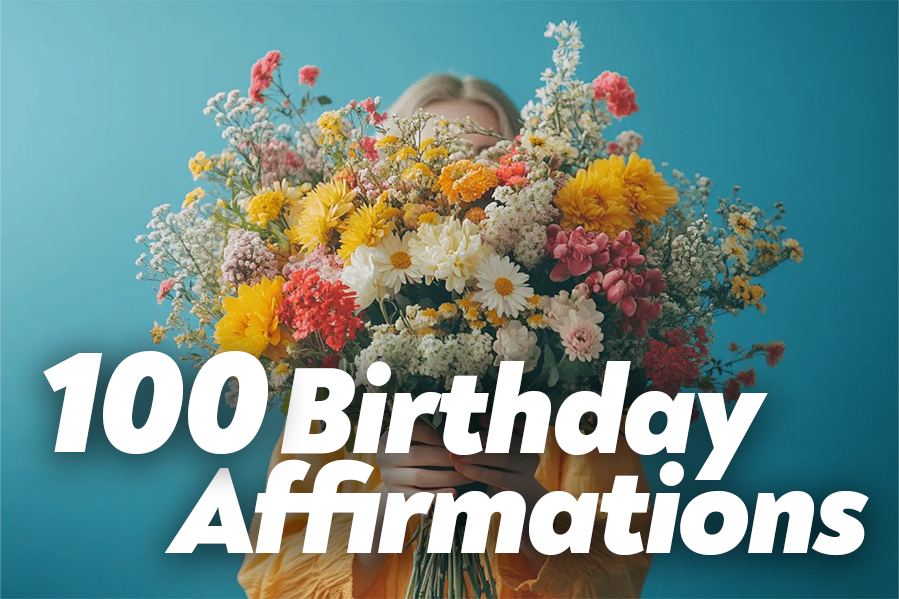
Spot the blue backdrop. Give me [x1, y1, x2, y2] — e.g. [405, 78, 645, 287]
[2, 2, 897, 597]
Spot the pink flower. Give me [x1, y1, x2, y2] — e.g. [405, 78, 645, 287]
[370, 111, 388, 126]
[620, 297, 662, 338]
[545, 225, 610, 282]
[559, 314, 605, 362]
[592, 71, 639, 118]
[765, 341, 786, 367]
[360, 136, 378, 161]
[249, 50, 282, 103]
[361, 97, 388, 126]
[157, 279, 174, 304]
[298, 65, 320, 87]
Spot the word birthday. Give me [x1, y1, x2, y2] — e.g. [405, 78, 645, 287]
[46, 352, 867, 557]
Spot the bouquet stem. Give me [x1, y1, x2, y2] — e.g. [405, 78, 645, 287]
[404, 512, 497, 599]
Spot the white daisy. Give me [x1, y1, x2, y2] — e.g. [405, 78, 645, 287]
[371, 232, 422, 294]
[473, 255, 534, 318]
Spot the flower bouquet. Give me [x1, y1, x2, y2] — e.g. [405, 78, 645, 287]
[135, 20, 802, 599]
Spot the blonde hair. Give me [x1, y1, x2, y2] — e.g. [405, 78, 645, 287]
[389, 74, 522, 138]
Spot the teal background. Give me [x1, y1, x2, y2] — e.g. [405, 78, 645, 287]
[2, 1, 897, 597]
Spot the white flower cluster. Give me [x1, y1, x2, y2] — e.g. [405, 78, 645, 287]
[482, 179, 559, 268]
[662, 216, 723, 306]
[140, 202, 226, 298]
[519, 21, 612, 166]
[355, 325, 494, 390]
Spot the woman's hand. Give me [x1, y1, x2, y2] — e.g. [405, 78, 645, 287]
[449, 415, 546, 503]
[376, 420, 471, 498]
[449, 415, 550, 577]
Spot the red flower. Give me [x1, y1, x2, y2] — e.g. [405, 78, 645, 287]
[736, 368, 757, 388]
[592, 71, 639, 118]
[496, 149, 528, 185]
[277, 269, 364, 353]
[362, 97, 388, 125]
[298, 65, 321, 87]
[723, 378, 741, 402]
[321, 354, 340, 369]
[765, 341, 786, 367]
[643, 328, 709, 396]
[249, 50, 282, 103]
[360, 136, 379, 161]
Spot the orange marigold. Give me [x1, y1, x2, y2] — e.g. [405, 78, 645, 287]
[463, 206, 487, 224]
[438, 160, 498, 203]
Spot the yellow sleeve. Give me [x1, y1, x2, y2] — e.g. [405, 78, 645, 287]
[497, 435, 653, 598]
[237, 427, 383, 599]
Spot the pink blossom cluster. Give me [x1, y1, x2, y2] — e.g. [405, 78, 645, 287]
[256, 139, 305, 186]
[282, 246, 343, 283]
[221, 229, 279, 287]
[592, 71, 639, 118]
[546, 225, 611, 281]
[546, 226, 665, 337]
[249, 50, 282, 103]
[608, 130, 644, 156]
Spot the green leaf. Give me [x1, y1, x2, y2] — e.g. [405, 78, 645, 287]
[394, 293, 411, 310]
[317, 96, 332, 106]
[540, 345, 560, 388]
[557, 356, 593, 381]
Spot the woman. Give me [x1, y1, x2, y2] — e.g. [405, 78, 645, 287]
[238, 75, 653, 599]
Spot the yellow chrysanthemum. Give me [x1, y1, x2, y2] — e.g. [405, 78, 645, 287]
[188, 151, 213, 180]
[611, 153, 679, 223]
[422, 147, 449, 163]
[419, 138, 436, 151]
[438, 160, 499, 203]
[214, 276, 284, 357]
[246, 182, 303, 228]
[554, 158, 634, 236]
[417, 211, 439, 226]
[393, 146, 417, 162]
[338, 201, 402, 261]
[317, 111, 345, 145]
[287, 180, 356, 253]
[402, 162, 434, 181]
[376, 135, 400, 151]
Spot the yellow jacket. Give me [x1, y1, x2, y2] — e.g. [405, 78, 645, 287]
[239, 429, 652, 598]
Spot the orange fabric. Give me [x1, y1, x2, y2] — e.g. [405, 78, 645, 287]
[239, 429, 652, 599]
